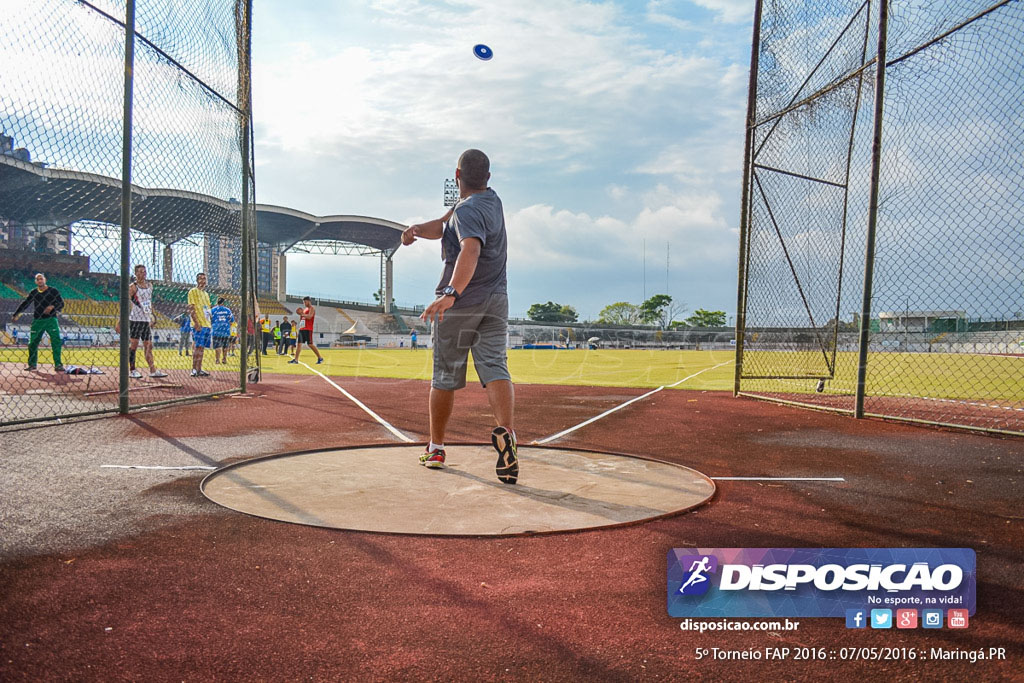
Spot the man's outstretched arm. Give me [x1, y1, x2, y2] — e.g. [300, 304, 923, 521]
[12, 290, 35, 320]
[402, 208, 454, 245]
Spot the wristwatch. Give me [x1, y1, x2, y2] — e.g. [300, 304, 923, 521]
[440, 285, 459, 299]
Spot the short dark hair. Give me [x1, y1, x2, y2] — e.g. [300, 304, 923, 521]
[303, 296, 311, 302]
[196, 272, 206, 279]
[134, 264, 145, 272]
[458, 149, 490, 190]
[217, 297, 226, 305]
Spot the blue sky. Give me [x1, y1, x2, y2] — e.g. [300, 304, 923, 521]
[251, 0, 754, 320]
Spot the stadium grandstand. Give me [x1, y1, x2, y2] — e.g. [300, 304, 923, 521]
[0, 140, 432, 349]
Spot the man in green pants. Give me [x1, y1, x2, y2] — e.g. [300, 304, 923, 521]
[12, 272, 65, 372]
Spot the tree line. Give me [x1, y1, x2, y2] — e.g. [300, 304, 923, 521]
[526, 296, 727, 328]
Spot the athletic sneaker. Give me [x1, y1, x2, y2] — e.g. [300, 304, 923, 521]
[129, 369, 143, 379]
[54, 365, 65, 372]
[287, 359, 298, 364]
[492, 426, 519, 485]
[25, 365, 37, 371]
[420, 448, 446, 469]
[150, 370, 168, 378]
[190, 369, 211, 377]
[316, 358, 324, 364]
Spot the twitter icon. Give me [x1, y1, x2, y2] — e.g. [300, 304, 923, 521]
[870, 609, 893, 629]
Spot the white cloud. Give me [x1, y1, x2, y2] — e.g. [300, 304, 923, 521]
[249, 0, 752, 316]
[606, 184, 629, 201]
[253, 0, 741, 170]
[688, 0, 752, 24]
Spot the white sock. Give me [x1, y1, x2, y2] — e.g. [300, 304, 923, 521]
[429, 441, 444, 452]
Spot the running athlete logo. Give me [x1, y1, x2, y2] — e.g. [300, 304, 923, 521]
[677, 555, 718, 596]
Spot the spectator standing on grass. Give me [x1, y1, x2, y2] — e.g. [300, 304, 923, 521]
[127, 264, 168, 379]
[260, 316, 272, 355]
[12, 272, 64, 372]
[400, 149, 518, 484]
[229, 319, 239, 357]
[209, 297, 234, 365]
[175, 311, 192, 356]
[280, 317, 292, 355]
[411, 329, 418, 349]
[273, 321, 282, 354]
[289, 296, 324, 365]
[186, 272, 211, 377]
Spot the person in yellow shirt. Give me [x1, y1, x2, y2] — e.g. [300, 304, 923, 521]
[229, 319, 239, 357]
[187, 272, 212, 377]
[260, 316, 272, 355]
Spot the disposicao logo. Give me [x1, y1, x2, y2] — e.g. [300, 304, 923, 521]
[675, 555, 718, 596]
[667, 548, 976, 618]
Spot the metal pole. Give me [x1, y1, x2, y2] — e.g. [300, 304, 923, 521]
[855, 0, 889, 418]
[118, 0, 136, 414]
[238, 0, 253, 392]
[734, 0, 763, 396]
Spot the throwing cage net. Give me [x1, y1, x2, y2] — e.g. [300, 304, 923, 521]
[736, 0, 1024, 434]
[0, 0, 256, 426]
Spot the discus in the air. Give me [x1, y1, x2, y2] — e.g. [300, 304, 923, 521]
[473, 44, 493, 61]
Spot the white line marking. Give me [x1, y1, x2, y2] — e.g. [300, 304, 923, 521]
[299, 361, 415, 443]
[711, 477, 846, 482]
[665, 360, 734, 388]
[534, 359, 733, 445]
[101, 465, 216, 470]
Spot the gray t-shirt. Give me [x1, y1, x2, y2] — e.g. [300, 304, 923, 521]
[436, 188, 508, 308]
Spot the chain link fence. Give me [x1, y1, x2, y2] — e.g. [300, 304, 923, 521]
[1, 0, 256, 426]
[737, 0, 1024, 434]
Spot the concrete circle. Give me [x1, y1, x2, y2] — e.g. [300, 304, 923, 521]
[201, 444, 715, 536]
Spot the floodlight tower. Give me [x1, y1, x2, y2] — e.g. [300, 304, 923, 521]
[444, 178, 458, 208]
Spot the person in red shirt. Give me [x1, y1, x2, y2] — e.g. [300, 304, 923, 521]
[288, 296, 323, 365]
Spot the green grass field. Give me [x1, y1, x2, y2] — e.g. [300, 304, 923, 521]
[742, 350, 1024, 402]
[0, 346, 735, 390]
[3, 346, 1022, 401]
[258, 348, 736, 390]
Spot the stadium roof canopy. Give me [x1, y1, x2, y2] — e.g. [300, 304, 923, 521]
[0, 156, 405, 256]
[254, 204, 404, 256]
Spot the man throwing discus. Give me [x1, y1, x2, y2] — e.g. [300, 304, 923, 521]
[402, 149, 518, 484]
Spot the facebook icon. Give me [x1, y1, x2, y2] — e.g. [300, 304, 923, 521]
[845, 609, 867, 629]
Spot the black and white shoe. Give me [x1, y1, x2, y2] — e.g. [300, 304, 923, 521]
[491, 426, 519, 485]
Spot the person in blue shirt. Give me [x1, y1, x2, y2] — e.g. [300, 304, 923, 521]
[209, 297, 235, 365]
[175, 312, 192, 357]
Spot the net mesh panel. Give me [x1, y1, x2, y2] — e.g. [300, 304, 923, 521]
[739, 0, 1024, 432]
[0, 0, 255, 425]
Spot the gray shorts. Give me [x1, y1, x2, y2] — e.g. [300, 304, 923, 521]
[432, 291, 510, 391]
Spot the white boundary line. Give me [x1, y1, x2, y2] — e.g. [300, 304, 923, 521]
[712, 476, 845, 482]
[534, 359, 733, 445]
[101, 465, 216, 470]
[299, 361, 415, 443]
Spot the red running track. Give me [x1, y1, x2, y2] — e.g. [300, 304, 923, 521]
[1, 374, 1022, 680]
